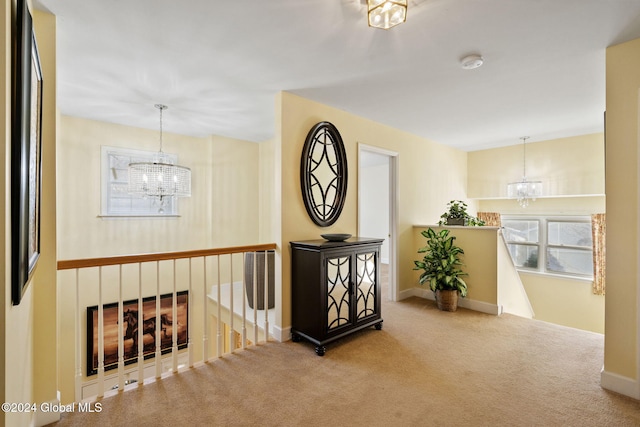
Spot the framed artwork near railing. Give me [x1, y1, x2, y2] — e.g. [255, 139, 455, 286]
[86, 291, 189, 376]
[11, 0, 43, 305]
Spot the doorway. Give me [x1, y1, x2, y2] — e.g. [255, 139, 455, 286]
[358, 144, 398, 302]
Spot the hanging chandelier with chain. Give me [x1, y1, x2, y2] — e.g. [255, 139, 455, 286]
[506, 136, 542, 208]
[128, 104, 191, 203]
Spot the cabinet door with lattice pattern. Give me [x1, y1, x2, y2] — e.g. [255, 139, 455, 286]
[326, 256, 351, 331]
[356, 252, 377, 321]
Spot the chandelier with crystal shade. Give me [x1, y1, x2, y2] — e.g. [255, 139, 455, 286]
[507, 136, 542, 208]
[367, 0, 407, 29]
[128, 104, 191, 201]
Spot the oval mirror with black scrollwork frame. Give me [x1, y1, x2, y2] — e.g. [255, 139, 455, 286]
[300, 122, 348, 227]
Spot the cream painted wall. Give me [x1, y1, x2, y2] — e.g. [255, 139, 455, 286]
[413, 226, 499, 306]
[32, 8, 57, 416]
[496, 235, 534, 319]
[470, 136, 606, 334]
[477, 196, 606, 216]
[412, 225, 534, 318]
[603, 37, 640, 394]
[2, 4, 58, 426]
[468, 133, 605, 199]
[258, 138, 275, 243]
[412, 225, 604, 332]
[211, 134, 260, 246]
[57, 115, 259, 256]
[56, 116, 260, 403]
[521, 272, 604, 333]
[277, 91, 468, 328]
[60, 116, 203, 258]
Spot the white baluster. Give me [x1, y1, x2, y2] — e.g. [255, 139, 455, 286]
[117, 265, 124, 391]
[253, 252, 258, 345]
[155, 261, 162, 379]
[229, 254, 234, 353]
[172, 259, 178, 373]
[241, 253, 247, 349]
[74, 269, 82, 402]
[264, 251, 269, 343]
[203, 256, 209, 362]
[188, 258, 194, 368]
[60, 244, 277, 401]
[97, 266, 105, 397]
[137, 263, 144, 386]
[216, 256, 222, 358]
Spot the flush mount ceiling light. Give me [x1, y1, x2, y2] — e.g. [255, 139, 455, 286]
[461, 54, 484, 70]
[128, 104, 191, 203]
[367, 0, 407, 30]
[507, 136, 542, 208]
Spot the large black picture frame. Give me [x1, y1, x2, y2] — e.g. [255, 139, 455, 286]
[11, 0, 43, 305]
[86, 291, 189, 376]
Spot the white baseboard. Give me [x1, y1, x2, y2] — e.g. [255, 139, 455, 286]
[33, 392, 61, 427]
[601, 368, 640, 399]
[400, 287, 502, 316]
[272, 324, 291, 342]
[398, 288, 426, 301]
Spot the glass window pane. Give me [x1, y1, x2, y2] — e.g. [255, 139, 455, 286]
[547, 248, 593, 275]
[507, 244, 538, 268]
[503, 220, 539, 243]
[547, 222, 592, 247]
[103, 148, 178, 216]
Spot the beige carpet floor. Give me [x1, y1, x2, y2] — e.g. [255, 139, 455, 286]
[51, 279, 640, 426]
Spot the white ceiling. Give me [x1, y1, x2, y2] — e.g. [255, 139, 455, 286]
[34, 0, 640, 151]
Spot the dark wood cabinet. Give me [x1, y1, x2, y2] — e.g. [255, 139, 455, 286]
[290, 238, 384, 356]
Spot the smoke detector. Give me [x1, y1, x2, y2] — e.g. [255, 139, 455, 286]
[460, 54, 484, 70]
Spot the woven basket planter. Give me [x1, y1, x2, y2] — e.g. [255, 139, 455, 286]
[435, 289, 459, 312]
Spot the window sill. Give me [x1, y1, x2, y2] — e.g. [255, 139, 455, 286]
[97, 215, 181, 219]
[517, 269, 593, 284]
[469, 193, 605, 200]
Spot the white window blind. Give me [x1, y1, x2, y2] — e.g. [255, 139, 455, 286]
[101, 146, 178, 217]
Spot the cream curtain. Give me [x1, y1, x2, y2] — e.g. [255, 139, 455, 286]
[591, 213, 606, 295]
[477, 212, 501, 227]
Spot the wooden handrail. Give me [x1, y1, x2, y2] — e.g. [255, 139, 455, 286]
[57, 243, 277, 270]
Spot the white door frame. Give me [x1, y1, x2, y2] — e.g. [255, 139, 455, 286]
[357, 143, 399, 302]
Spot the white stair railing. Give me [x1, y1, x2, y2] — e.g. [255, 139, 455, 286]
[57, 243, 277, 403]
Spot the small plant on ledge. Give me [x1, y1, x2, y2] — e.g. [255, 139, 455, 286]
[438, 200, 485, 226]
[413, 228, 468, 311]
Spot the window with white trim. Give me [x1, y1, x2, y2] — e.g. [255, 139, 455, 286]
[101, 146, 178, 216]
[502, 216, 593, 278]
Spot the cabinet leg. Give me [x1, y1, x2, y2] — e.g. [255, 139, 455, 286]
[315, 346, 326, 356]
[291, 333, 302, 342]
[375, 321, 383, 330]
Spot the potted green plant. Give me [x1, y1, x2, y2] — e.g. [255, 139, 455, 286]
[437, 200, 485, 226]
[413, 228, 468, 311]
